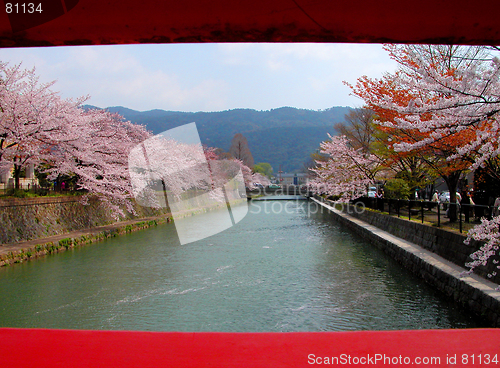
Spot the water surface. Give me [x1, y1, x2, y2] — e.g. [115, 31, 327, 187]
[0, 199, 483, 331]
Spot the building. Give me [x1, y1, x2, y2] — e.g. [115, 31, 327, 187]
[278, 173, 310, 186]
[0, 163, 38, 192]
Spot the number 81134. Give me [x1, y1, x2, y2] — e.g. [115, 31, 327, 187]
[6, 3, 43, 13]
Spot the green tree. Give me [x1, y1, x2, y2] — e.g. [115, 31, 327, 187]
[383, 178, 411, 199]
[253, 162, 273, 178]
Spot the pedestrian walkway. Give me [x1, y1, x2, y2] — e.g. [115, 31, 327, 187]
[364, 198, 486, 234]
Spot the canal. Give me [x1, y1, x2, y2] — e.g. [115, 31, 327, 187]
[0, 198, 483, 331]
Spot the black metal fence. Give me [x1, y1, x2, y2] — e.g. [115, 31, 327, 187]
[352, 197, 498, 233]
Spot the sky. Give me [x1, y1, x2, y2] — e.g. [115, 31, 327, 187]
[0, 43, 398, 112]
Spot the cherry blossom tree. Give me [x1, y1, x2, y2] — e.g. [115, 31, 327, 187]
[347, 57, 477, 215]
[130, 135, 213, 208]
[310, 134, 380, 200]
[211, 144, 255, 189]
[0, 62, 86, 189]
[347, 44, 500, 281]
[129, 135, 254, 214]
[231, 157, 254, 188]
[251, 172, 271, 186]
[0, 62, 154, 217]
[375, 45, 499, 170]
[0, 62, 253, 220]
[383, 45, 500, 279]
[47, 108, 151, 217]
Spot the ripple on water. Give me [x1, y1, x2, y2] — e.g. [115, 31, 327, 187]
[0, 201, 486, 331]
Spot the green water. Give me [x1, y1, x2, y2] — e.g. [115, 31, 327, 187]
[0, 199, 483, 331]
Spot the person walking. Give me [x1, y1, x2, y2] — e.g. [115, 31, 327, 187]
[460, 188, 472, 223]
[431, 191, 438, 202]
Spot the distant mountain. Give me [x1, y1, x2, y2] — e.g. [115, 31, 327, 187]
[91, 106, 352, 172]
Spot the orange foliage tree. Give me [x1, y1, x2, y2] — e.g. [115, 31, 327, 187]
[345, 46, 485, 220]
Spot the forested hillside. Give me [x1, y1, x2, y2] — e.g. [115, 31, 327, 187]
[101, 106, 351, 172]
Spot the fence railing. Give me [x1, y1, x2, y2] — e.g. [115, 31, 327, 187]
[352, 197, 498, 233]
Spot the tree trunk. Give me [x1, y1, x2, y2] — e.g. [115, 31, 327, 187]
[13, 164, 21, 190]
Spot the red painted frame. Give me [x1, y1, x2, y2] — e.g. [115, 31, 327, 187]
[0, 0, 500, 46]
[2, 328, 500, 367]
[1, 1, 499, 366]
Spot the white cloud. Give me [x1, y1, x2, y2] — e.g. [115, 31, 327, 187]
[0, 43, 399, 111]
[217, 43, 397, 83]
[0, 45, 230, 111]
[84, 64, 230, 111]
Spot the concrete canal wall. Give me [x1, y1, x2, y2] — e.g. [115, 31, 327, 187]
[0, 194, 243, 267]
[0, 196, 170, 245]
[313, 197, 500, 327]
[335, 202, 500, 285]
[0, 191, 242, 245]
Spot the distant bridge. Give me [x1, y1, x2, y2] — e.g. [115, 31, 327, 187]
[246, 186, 313, 200]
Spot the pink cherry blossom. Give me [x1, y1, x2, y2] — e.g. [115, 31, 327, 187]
[350, 45, 500, 282]
[310, 134, 379, 200]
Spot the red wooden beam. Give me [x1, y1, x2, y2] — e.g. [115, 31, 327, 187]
[1, 328, 499, 367]
[1, 2, 500, 367]
[1, 0, 500, 47]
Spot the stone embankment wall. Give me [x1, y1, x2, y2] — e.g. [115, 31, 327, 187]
[314, 197, 500, 327]
[335, 201, 500, 285]
[0, 193, 241, 266]
[0, 196, 170, 245]
[0, 218, 164, 267]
